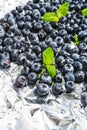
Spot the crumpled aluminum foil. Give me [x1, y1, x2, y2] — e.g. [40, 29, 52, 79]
[0, 64, 87, 130]
[0, 0, 87, 130]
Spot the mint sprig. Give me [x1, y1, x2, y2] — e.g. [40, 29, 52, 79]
[42, 47, 57, 78]
[43, 47, 54, 65]
[41, 2, 69, 22]
[46, 65, 56, 78]
[56, 2, 69, 19]
[82, 8, 87, 17]
[74, 34, 80, 46]
[41, 12, 59, 22]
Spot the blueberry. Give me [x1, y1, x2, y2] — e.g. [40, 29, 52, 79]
[36, 82, 49, 96]
[74, 61, 83, 71]
[64, 72, 75, 82]
[28, 72, 37, 84]
[75, 71, 85, 83]
[56, 56, 65, 68]
[14, 36, 21, 44]
[38, 30, 46, 41]
[15, 75, 27, 88]
[40, 74, 52, 85]
[62, 43, 71, 52]
[16, 5, 23, 13]
[40, 7, 46, 15]
[0, 52, 10, 68]
[6, 31, 14, 37]
[63, 64, 74, 73]
[24, 22, 32, 31]
[4, 38, 13, 45]
[17, 20, 24, 29]
[31, 62, 42, 73]
[50, 29, 58, 39]
[52, 83, 63, 96]
[65, 81, 75, 93]
[71, 53, 80, 61]
[80, 59, 87, 71]
[33, 22, 42, 32]
[43, 23, 53, 33]
[65, 57, 74, 65]
[17, 53, 27, 65]
[58, 50, 70, 58]
[32, 9, 41, 20]
[54, 72, 63, 83]
[11, 49, 20, 61]
[81, 92, 87, 107]
[26, 51, 37, 60]
[21, 66, 29, 76]
[78, 31, 87, 40]
[32, 45, 41, 55]
[49, 41, 57, 48]
[58, 29, 67, 37]
[78, 43, 87, 51]
[54, 36, 64, 46]
[0, 25, 5, 38]
[22, 28, 30, 37]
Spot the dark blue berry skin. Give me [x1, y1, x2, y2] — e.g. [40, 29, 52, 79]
[0, 26, 5, 39]
[41, 74, 52, 85]
[65, 57, 74, 65]
[64, 72, 75, 82]
[4, 38, 13, 45]
[32, 45, 41, 55]
[31, 62, 42, 73]
[15, 75, 27, 88]
[17, 53, 27, 65]
[81, 92, 87, 107]
[54, 36, 64, 46]
[65, 81, 75, 93]
[0, 52, 10, 68]
[38, 30, 46, 41]
[75, 71, 85, 83]
[54, 72, 63, 83]
[56, 56, 65, 68]
[58, 50, 70, 58]
[63, 64, 74, 74]
[28, 72, 37, 84]
[33, 22, 42, 32]
[32, 9, 41, 20]
[21, 66, 29, 77]
[74, 61, 83, 72]
[78, 43, 87, 52]
[36, 82, 49, 96]
[26, 51, 37, 60]
[52, 83, 63, 96]
[71, 53, 80, 61]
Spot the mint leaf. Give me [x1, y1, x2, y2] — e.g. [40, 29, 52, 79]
[74, 34, 80, 46]
[46, 65, 56, 78]
[43, 47, 54, 65]
[82, 8, 87, 17]
[41, 12, 58, 22]
[56, 2, 69, 19]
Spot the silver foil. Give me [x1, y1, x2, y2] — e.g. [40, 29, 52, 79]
[0, 1, 87, 130]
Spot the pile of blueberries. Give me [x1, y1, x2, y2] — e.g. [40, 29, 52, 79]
[0, 0, 87, 106]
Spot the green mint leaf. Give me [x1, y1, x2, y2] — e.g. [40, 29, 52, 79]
[56, 2, 69, 19]
[43, 47, 54, 65]
[74, 34, 80, 46]
[82, 8, 87, 17]
[41, 12, 59, 22]
[46, 65, 57, 78]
